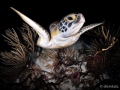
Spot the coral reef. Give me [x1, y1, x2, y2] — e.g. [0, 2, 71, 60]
[0, 22, 120, 90]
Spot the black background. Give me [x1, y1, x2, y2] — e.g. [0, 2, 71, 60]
[0, 0, 120, 51]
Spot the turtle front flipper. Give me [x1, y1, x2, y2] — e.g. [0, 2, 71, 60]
[78, 22, 104, 35]
[10, 7, 50, 46]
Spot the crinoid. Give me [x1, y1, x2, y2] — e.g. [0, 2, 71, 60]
[89, 23, 120, 74]
[84, 23, 120, 89]
[91, 24, 119, 52]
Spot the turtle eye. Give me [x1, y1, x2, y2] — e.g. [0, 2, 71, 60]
[65, 14, 76, 21]
[67, 16, 73, 20]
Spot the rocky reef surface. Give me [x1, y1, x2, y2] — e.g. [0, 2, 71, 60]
[0, 23, 120, 90]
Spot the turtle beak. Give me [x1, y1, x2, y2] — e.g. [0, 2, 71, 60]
[72, 13, 85, 31]
[74, 13, 85, 24]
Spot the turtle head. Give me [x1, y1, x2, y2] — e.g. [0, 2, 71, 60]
[58, 13, 85, 37]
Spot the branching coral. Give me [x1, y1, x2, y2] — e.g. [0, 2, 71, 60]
[0, 23, 42, 89]
[0, 28, 27, 81]
[19, 23, 37, 54]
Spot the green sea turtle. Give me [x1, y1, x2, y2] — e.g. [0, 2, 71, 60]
[10, 7, 103, 49]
